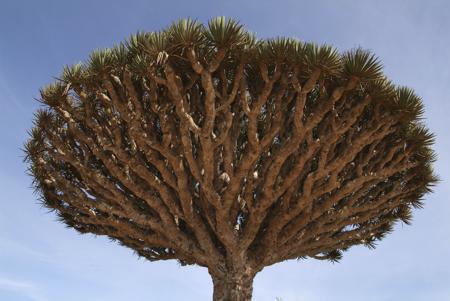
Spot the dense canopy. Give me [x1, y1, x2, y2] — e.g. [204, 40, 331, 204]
[25, 17, 436, 300]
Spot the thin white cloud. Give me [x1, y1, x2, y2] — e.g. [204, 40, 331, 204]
[0, 70, 25, 113]
[0, 276, 52, 301]
[0, 238, 50, 262]
[0, 277, 34, 289]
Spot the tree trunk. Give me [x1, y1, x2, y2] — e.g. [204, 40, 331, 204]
[211, 270, 255, 301]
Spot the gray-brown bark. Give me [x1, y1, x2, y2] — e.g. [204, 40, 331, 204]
[25, 18, 437, 300]
[212, 272, 255, 301]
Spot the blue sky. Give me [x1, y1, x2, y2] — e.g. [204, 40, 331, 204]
[1, 0, 449, 300]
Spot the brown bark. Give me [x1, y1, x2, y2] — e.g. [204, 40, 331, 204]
[211, 270, 255, 301]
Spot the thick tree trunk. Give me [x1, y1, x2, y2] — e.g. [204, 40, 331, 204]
[211, 270, 255, 301]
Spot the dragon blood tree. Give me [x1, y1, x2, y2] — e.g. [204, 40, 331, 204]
[25, 18, 436, 300]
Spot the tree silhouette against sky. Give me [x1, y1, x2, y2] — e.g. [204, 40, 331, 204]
[25, 17, 436, 300]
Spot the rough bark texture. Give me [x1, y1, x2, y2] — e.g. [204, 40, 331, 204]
[211, 269, 255, 301]
[25, 18, 436, 300]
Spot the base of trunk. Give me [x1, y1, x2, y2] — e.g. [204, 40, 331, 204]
[212, 271, 255, 301]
